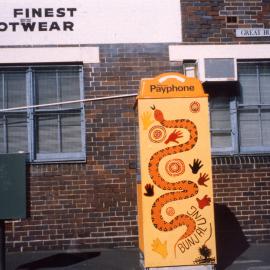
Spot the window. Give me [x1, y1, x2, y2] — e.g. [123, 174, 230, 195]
[210, 61, 270, 154]
[0, 66, 85, 162]
[238, 62, 270, 152]
[209, 95, 234, 153]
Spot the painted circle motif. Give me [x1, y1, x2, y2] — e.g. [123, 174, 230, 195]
[166, 207, 175, 216]
[148, 125, 167, 143]
[165, 159, 185, 176]
[190, 101, 200, 113]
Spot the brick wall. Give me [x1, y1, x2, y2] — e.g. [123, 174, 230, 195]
[181, 0, 270, 42]
[5, 44, 181, 252]
[213, 155, 270, 244]
[181, 0, 225, 42]
[4, 1, 270, 252]
[5, 43, 270, 252]
[180, 0, 270, 248]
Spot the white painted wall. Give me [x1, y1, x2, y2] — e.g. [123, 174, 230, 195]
[169, 44, 270, 81]
[0, 47, 99, 64]
[0, 0, 182, 46]
[169, 44, 270, 60]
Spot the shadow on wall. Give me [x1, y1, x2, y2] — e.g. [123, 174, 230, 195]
[17, 252, 100, 269]
[215, 203, 249, 270]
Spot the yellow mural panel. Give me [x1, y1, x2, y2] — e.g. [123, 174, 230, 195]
[137, 73, 217, 268]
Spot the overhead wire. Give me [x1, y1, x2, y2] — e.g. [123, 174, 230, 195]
[0, 93, 138, 112]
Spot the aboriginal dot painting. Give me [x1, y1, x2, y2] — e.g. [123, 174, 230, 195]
[137, 73, 217, 268]
[165, 159, 185, 176]
[148, 125, 167, 143]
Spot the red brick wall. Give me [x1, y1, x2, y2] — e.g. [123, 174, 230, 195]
[5, 44, 270, 251]
[4, 43, 270, 251]
[181, 0, 270, 42]
[4, 1, 270, 252]
[213, 156, 270, 244]
[5, 44, 182, 252]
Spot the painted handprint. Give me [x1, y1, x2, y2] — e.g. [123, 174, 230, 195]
[197, 173, 210, 187]
[164, 129, 183, 144]
[144, 183, 154, 197]
[196, 195, 211, 209]
[189, 159, 203, 174]
[152, 238, 168, 258]
[141, 111, 154, 130]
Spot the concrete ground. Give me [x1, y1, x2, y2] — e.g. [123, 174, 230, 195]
[6, 248, 141, 270]
[5, 244, 270, 270]
[224, 244, 270, 270]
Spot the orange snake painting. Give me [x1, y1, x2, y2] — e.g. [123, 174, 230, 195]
[148, 106, 199, 255]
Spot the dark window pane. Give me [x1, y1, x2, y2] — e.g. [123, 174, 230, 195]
[259, 75, 270, 104]
[4, 72, 26, 109]
[238, 63, 257, 75]
[36, 112, 82, 154]
[210, 96, 232, 150]
[59, 71, 80, 101]
[238, 74, 259, 104]
[59, 69, 81, 109]
[211, 133, 232, 149]
[36, 115, 59, 153]
[0, 75, 3, 109]
[239, 109, 260, 147]
[34, 68, 81, 110]
[34, 71, 57, 106]
[262, 109, 270, 146]
[61, 113, 82, 152]
[6, 115, 28, 153]
[259, 64, 270, 75]
[0, 118, 4, 153]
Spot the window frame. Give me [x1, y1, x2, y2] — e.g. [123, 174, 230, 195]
[211, 60, 270, 156]
[0, 69, 28, 155]
[0, 65, 86, 163]
[210, 97, 238, 155]
[237, 61, 270, 154]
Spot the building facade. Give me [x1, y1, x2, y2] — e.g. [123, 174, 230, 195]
[0, 0, 270, 252]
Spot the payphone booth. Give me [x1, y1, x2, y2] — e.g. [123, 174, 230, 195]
[136, 73, 217, 269]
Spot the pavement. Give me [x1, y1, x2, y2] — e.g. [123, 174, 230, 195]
[4, 244, 270, 270]
[224, 244, 270, 270]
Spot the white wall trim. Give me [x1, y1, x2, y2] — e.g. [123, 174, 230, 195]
[0, 47, 100, 63]
[169, 44, 270, 61]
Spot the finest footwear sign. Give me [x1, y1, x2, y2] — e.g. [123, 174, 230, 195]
[0, 0, 182, 45]
[0, 8, 77, 32]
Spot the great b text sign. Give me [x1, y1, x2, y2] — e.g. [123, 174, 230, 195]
[137, 73, 217, 267]
[0, 0, 181, 45]
[236, 28, 270, 37]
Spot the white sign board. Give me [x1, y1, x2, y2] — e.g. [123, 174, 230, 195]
[236, 28, 270, 37]
[0, 0, 182, 45]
